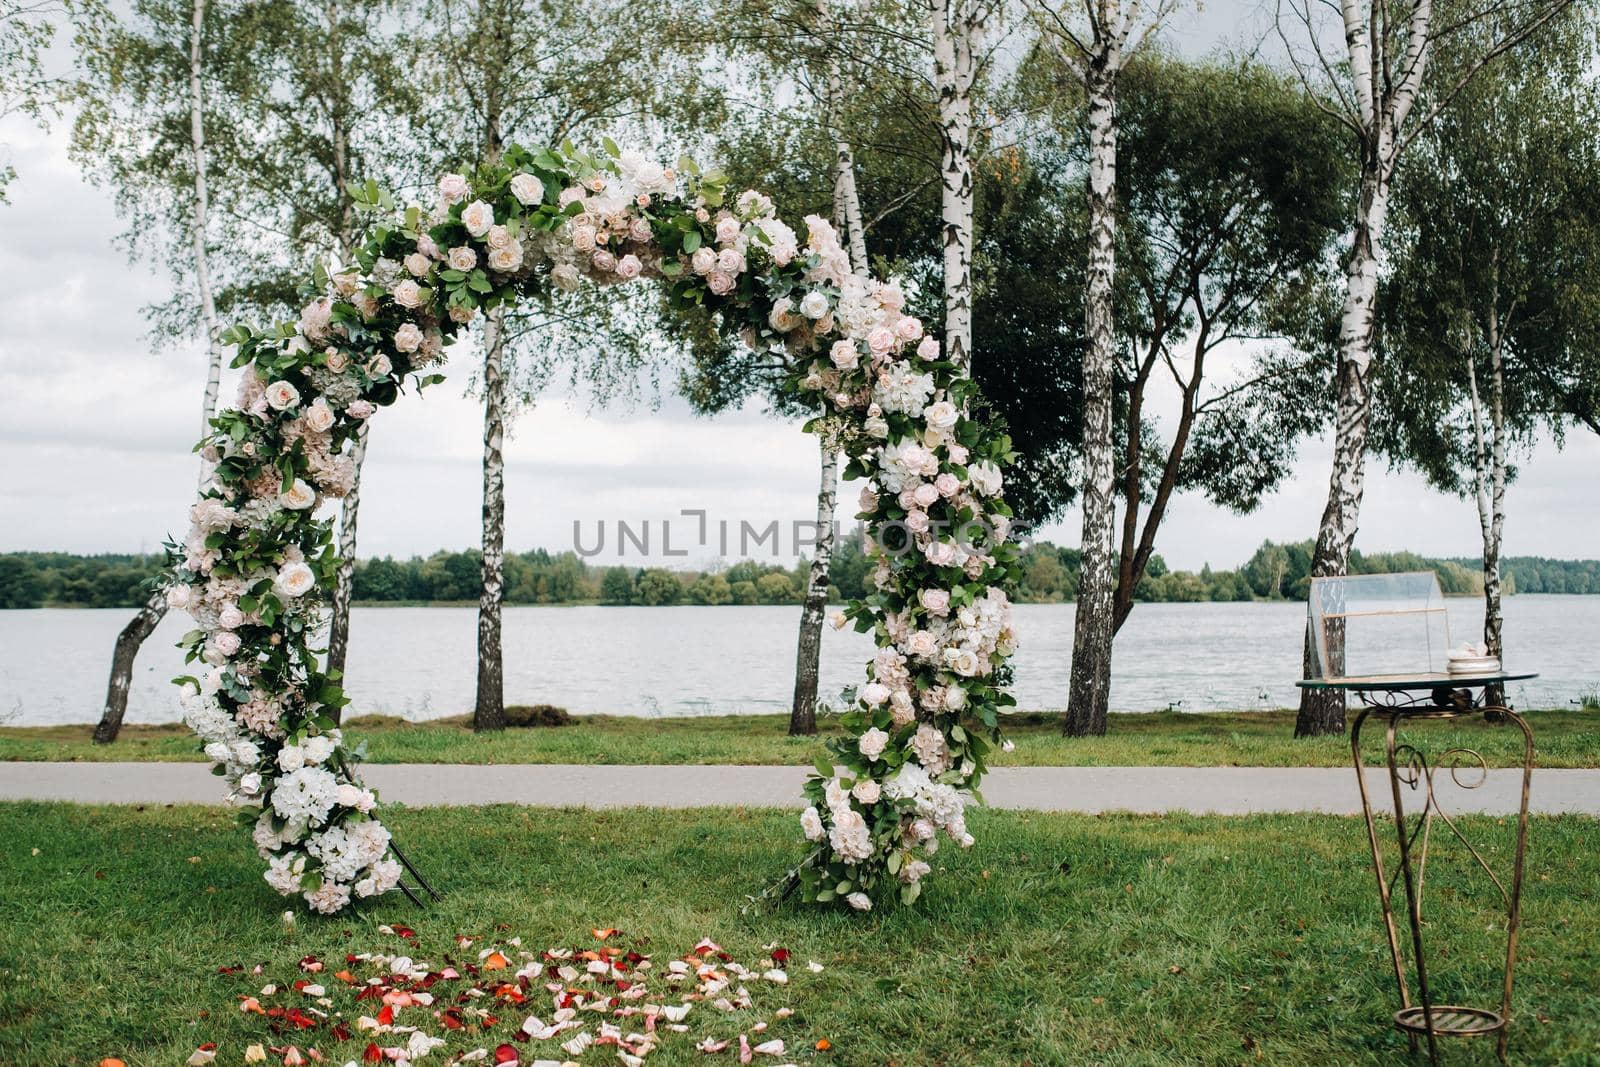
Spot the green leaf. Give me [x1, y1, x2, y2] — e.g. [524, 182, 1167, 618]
[682, 230, 701, 253]
[813, 755, 835, 779]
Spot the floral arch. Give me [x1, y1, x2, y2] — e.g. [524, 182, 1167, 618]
[169, 140, 1019, 915]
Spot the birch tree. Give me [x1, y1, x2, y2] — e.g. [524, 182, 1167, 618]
[1277, 0, 1579, 736]
[1376, 9, 1600, 704]
[421, 0, 677, 731]
[74, 0, 258, 742]
[1029, 0, 1177, 736]
[928, 0, 992, 367]
[258, 0, 416, 700]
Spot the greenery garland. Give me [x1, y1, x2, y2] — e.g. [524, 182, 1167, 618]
[166, 139, 1018, 914]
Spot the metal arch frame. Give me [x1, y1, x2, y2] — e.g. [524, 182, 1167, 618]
[1350, 686, 1534, 1065]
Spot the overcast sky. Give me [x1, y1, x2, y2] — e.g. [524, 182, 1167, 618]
[1, 4, 1596, 572]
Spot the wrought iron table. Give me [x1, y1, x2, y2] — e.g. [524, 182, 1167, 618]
[1297, 672, 1539, 1065]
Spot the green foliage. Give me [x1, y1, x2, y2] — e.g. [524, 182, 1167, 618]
[6, 708, 1600, 766]
[1376, 8, 1600, 484]
[501, 703, 572, 727]
[635, 568, 685, 606]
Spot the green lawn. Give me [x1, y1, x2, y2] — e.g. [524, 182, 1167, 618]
[1, 803, 1598, 1064]
[4, 708, 1598, 767]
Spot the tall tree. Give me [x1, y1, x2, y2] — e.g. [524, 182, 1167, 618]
[1102, 59, 1348, 636]
[1376, 10, 1600, 699]
[1029, 0, 1177, 736]
[420, 0, 677, 731]
[257, 0, 416, 696]
[1276, 0, 1579, 735]
[74, 0, 263, 742]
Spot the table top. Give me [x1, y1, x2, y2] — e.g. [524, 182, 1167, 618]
[1297, 672, 1538, 692]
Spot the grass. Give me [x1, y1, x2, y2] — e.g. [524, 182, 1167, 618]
[1, 803, 1598, 1064]
[4, 708, 1598, 768]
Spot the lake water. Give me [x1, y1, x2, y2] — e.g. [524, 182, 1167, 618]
[1, 596, 1595, 726]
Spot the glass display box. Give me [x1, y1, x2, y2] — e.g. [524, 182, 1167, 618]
[1305, 571, 1451, 682]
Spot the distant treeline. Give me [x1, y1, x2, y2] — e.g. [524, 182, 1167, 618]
[2, 541, 1597, 609]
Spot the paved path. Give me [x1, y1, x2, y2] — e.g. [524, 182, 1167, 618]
[3, 762, 1599, 815]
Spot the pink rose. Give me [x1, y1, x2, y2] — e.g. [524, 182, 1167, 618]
[918, 588, 950, 616]
[304, 398, 336, 433]
[895, 316, 924, 341]
[346, 400, 374, 419]
[706, 270, 735, 295]
[591, 249, 617, 272]
[913, 482, 940, 508]
[629, 218, 652, 243]
[448, 246, 477, 271]
[394, 323, 423, 354]
[867, 326, 896, 356]
[916, 335, 940, 361]
[572, 224, 597, 252]
[716, 247, 744, 274]
[615, 254, 642, 280]
[935, 472, 960, 497]
[715, 216, 741, 244]
[690, 247, 716, 275]
[404, 252, 431, 277]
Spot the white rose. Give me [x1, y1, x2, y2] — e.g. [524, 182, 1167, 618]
[461, 199, 494, 237]
[278, 479, 317, 511]
[800, 806, 824, 842]
[485, 224, 513, 249]
[510, 172, 545, 205]
[394, 323, 423, 354]
[391, 280, 424, 309]
[861, 682, 891, 707]
[799, 291, 830, 319]
[403, 252, 431, 277]
[277, 744, 306, 773]
[925, 400, 958, 433]
[166, 584, 193, 610]
[264, 380, 301, 411]
[448, 246, 477, 271]
[829, 340, 859, 370]
[690, 246, 716, 275]
[487, 242, 524, 273]
[437, 173, 470, 204]
[852, 779, 881, 805]
[204, 742, 230, 763]
[217, 604, 246, 629]
[858, 727, 890, 762]
[715, 216, 741, 244]
[917, 335, 940, 360]
[846, 892, 872, 912]
[274, 561, 316, 600]
[304, 398, 336, 433]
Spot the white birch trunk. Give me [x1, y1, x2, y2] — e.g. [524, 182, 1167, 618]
[790, 441, 838, 735]
[792, 55, 867, 734]
[474, 306, 508, 731]
[326, 420, 368, 696]
[1295, 172, 1390, 735]
[1065, 58, 1121, 737]
[930, 0, 981, 367]
[95, 0, 222, 744]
